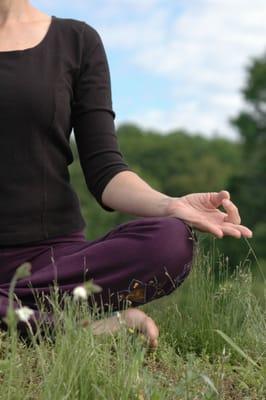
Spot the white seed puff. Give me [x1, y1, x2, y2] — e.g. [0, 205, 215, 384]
[72, 286, 88, 300]
[15, 306, 34, 322]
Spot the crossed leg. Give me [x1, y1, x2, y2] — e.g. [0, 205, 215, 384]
[0, 216, 197, 348]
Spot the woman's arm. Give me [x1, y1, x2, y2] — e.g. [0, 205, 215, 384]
[101, 170, 172, 217]
[101, 170, 253, 239]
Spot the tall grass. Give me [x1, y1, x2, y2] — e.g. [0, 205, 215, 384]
[0, 239, 265, 399]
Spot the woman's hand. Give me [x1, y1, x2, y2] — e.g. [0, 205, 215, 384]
[167, 190, 253, 239]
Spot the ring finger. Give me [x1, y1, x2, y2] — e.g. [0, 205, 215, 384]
[222, 222, 253, 238]
[221, 225, 242, 238]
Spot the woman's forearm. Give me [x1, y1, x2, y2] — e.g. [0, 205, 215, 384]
[101, 170, 174, 217]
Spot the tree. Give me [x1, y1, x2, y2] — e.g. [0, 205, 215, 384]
[225, 52, 266, 261]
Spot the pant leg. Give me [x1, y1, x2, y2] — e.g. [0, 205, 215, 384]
[0, 216, 197, 337]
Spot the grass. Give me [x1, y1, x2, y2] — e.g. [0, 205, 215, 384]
[0, 238, 265, 400]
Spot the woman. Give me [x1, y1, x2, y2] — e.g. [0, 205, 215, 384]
[0, 1, 253, 349]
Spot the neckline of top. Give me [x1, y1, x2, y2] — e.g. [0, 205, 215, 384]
[0, 15, 56, 55]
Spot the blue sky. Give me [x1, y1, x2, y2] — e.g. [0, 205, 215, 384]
[34, 0, 266, 140]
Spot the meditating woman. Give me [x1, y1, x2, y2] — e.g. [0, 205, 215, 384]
[0, 0, 253, 349]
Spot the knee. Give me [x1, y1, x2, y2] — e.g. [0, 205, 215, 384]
[147, 216, 196, 277]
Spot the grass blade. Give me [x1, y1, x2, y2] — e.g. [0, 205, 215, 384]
[215, 329, 261, 370]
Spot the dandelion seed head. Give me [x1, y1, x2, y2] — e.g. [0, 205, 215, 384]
[15, 306, 34, 322]
[73, 285, 88, 300]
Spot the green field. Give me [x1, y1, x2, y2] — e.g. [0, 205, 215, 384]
[0, 241, 265, 400]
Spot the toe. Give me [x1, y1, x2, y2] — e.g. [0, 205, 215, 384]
[143, 316, 159, 346]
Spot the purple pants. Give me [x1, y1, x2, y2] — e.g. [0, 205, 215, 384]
[0, 216, 197, 337]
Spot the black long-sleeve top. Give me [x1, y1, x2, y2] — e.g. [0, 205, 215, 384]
[0, 15, 132, 246]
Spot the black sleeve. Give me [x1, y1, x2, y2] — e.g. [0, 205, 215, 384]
[71, 22, 133, 212]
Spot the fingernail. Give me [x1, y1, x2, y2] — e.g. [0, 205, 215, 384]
[245, 231, 252, 238]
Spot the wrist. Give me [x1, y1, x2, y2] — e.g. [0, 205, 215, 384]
[165, 196, 183, 217]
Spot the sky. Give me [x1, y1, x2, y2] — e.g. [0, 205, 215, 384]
[34, 0, 266, 140]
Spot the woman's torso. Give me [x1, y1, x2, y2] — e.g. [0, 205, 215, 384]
[0, 15, 87, 245]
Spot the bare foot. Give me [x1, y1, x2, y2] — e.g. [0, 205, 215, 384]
[90, 307, 159, 349]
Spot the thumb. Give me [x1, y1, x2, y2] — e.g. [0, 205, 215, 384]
[210, 190, 230, 207]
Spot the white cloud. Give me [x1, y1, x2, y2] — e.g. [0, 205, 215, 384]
[126, 93, 245, 139]
[100, 0, 266, 139]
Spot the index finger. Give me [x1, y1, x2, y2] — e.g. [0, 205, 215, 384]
[222, 199, 241, 225]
